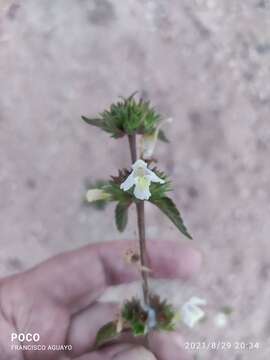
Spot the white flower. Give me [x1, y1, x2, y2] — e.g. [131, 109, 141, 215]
[120, 159, 165, 200]
[181, 297, 207, 328]
[146, 306, 157, 330]
[214, 312, 228, 328]
[86, 189, 110, 202]
[141, 118, 173, 159]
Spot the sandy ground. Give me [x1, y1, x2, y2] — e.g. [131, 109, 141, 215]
[1, 0, 270, 359]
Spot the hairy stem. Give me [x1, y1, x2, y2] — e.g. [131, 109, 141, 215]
[128, 134, 150, 305]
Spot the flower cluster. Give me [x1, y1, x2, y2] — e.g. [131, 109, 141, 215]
[82, 93, 161, 139]
[95, 295, 177, 347]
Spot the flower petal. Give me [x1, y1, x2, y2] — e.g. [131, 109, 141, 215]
[120, 173, 135, 191]
[188, 297, 207, 306]
[181, 297, 207, 328]
[134, 179, 151, 200]
[132, 159, 148, 170]
[86, 189, 110, 202]
[141, 132, 157, 159]
[120, 159, 165, 200]
[147, 169, 165, 184]
[141, 118, 173, 159]
[181, 304, 205, 328]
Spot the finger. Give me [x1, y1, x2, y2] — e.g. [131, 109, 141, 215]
[67, 302, 118, 357]
[68, 301, 156, 357]
[75, 345, 157, 360]
[149, 331, 191, 360]
[20, 240, 201, 311]
[74, 344, 135, 360]
[68, 299, 154, 357]
[112, 345, 157, 360]
[68, 303, 191, 359]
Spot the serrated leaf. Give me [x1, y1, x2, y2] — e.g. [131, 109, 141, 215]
[158, 129, 169, 143]
[94, 322, 118, 348]
[150, 197, 192, 239]
[115, 202, 129, 232]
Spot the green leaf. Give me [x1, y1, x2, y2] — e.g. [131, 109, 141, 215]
[94, 322, 118, 348]
[81, 116, 104, 128]
[150, 197, 192, 239]
[158, 129, 169, 143]
[115, 202, 129, 232]
[104, 181, 133, 203]
[149, 168, 171, 200]
[82, 94, 162, 138]
[131, 321, 146, 336]
[122, 298, 143, 322]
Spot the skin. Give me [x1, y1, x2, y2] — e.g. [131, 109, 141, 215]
[0, 239, 201, 360]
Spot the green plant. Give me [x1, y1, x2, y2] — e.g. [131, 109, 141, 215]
[82, 93, 194, 347]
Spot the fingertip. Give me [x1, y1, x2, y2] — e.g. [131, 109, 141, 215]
[112, 346, 157, 360]
[68, 302, 119, 356]
[148, 331, 192, 360]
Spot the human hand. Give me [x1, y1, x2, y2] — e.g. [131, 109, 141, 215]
[0, 240, 201, 360]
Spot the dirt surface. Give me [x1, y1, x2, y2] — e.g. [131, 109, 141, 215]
[1, 1, 270, 359]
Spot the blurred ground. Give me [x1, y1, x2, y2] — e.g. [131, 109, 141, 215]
[1, 0, 270, 359]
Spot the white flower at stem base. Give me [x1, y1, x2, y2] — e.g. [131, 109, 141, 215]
[120, 159, 165, 200]
[86, 189, 110, 202]
[181, 297, 207, 328]
[141, 117, 173, 159]
[141, 304, 157, 332]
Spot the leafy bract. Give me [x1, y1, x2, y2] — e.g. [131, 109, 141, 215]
[82, 94, 161, 138]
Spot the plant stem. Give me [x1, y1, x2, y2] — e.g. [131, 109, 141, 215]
[128, 134, 150, 305]
[136, 200, 149, 305]
[128, 134, 137, 164]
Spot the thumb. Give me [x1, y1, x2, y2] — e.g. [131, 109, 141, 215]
[149, 331, 192, 360]
[112, 346, 157, 360]
[73, 344, 157, 360]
